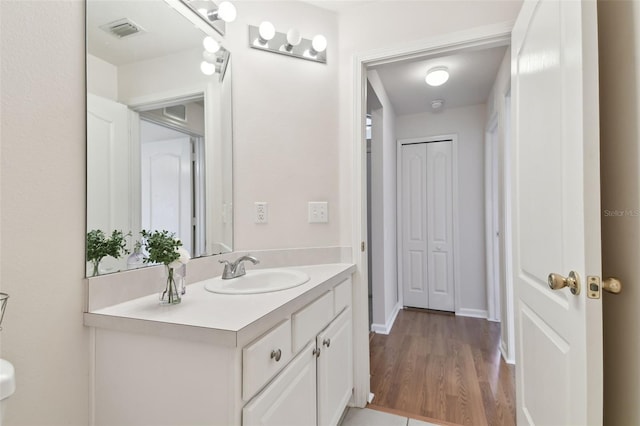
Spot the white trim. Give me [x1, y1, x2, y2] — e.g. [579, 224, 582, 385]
[500, 339, 515, 365]
[396, 135, 459, 313]
[485, 113, 500, 322]
[350, 21, 513, 408]
[370, 302, 402, 335]
[502, 88, 516, 363]
[456, 308, 489, 319]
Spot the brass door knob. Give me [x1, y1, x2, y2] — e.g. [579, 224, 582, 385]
[548, 271, 581, 295]
[603, 277, 622, 294]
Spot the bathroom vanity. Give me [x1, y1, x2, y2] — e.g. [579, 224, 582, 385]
[84, 263, 355, 426]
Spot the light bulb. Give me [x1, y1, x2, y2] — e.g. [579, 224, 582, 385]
[200, 61, 216, 76]
[203, 36, 220, 53]
[217, 1, 236, 23]
[258, 21, 276, 42]
[312, 34, 327, 53]
[425, 67, 449, 87]
[286, 28, 301, 47]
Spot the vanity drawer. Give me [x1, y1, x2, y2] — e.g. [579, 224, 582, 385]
[333, 278, 352, 314]
[291, 291, 333, 353]
[243, 319, 292, 401]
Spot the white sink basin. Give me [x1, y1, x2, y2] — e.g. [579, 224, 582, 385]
[204, 268, 310, 295]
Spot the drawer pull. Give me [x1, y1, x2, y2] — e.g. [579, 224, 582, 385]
[270, 349, 282, 362]
[312, 347, 321, 358]
[322, 338, 331, 348]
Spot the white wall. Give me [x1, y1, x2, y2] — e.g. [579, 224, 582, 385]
[598, 0, 640, 423]
[396, 104, 488, 315]
[226, 1, 340, 250]
[87, 54, 118, 100]
[0, 2, 89, 425]
[367, 71, 399, 331]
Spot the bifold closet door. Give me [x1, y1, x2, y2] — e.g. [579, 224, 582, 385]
[401, 141, 454, 311]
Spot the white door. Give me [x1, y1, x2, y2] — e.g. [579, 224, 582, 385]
[401, 141, 454, 311]
[140, 121, 193, 253]
[87, 94, 131, 273]
[317, 308, 353, 426]
[512, 0, 602, 424]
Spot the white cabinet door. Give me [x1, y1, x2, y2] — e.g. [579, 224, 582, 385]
[243, 341, 317, 426]
[317, 308, 353, 426]
[512, 0, 603, 424]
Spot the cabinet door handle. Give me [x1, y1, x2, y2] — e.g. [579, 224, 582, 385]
[322, 338, 331, 348]
[312, 347, 321, 358]
[270, 349, 282, 362]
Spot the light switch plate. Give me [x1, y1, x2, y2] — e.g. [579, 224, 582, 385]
[255, 202, 268, 224]
[308, 201, 328, 223]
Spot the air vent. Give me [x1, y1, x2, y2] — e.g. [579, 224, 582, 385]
[164, 105, 187, 122]
[100, 18, 146, 39]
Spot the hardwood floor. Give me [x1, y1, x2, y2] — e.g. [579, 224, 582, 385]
[369, 309, 516, 426]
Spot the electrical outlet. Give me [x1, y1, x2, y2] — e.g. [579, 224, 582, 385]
[308, 201, 328, 223]
[255, 202, 268, 224]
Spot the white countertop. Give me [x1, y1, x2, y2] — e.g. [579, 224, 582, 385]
[84, 263, 355, 347]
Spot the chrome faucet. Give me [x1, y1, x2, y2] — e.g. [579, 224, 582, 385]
[219, 255, 260, 279]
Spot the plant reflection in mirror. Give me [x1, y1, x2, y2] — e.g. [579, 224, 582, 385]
[86, 230, 131, 276]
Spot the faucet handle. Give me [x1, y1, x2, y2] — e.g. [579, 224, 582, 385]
[219, 259, 231, 266]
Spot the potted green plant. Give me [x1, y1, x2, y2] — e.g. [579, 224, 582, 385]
[86, 229, 130, 276]
[141, 230, 190, 304]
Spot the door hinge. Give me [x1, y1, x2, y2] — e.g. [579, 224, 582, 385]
[361, 241, 365, 252]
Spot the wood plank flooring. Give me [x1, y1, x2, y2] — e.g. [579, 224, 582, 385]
[368, 309, 516, 426]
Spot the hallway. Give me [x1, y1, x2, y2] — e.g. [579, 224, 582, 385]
[369, 309, 515, 426]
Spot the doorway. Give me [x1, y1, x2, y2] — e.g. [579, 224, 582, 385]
[356, 24, 509, 416]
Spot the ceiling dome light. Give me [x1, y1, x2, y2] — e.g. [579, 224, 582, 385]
[425, 66, 449, 87]
[311, 34, 327, 53]
[217, 1, 237, 23]
[203, 36, 220, 53]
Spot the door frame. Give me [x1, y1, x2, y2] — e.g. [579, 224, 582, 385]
[485, 114, 501, 322]
[396, 135, 460, 313]
[350, 21, 514, 406]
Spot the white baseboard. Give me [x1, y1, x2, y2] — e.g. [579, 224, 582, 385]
[456, 308, 488, 319]
[370, 302, 401, 335]
[500, 339, 515, 364]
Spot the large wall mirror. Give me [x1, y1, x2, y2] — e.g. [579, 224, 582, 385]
[86, 0, 233, 276]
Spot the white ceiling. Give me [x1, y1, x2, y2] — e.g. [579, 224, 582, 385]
[87, 1, 206, 66]
[370, 45, 508, 116]
[302, 1, 375, 12]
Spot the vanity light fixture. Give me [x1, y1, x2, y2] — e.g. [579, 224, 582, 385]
[248, 24, 327, 64]
[304, 34, 327, 59]
[280, 28, 301, 53]
[200, 36, 230, 81]
[203, 36, 220, 53]
[254, 21, 276, 47]
[180, 0, 236, 36]
[425, 66, 450, 87]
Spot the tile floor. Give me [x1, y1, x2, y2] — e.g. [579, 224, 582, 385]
[340, 408, 441, 426]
